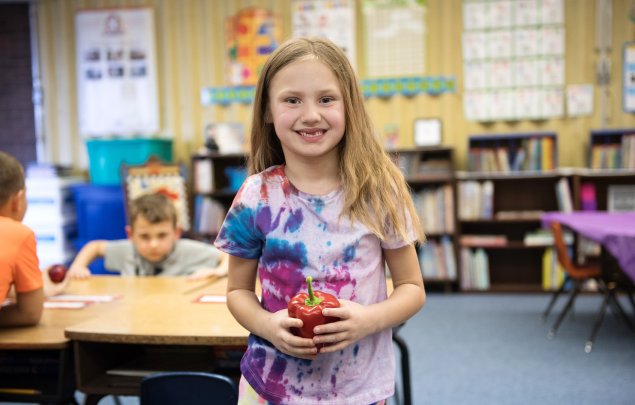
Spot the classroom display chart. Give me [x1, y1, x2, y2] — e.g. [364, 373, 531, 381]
[291, 0, 356, 68]
[225, 7, 282, 86]
[363, 0, 426, 78]
[462, 0, 565, 121]
[75, 8, 159, 137]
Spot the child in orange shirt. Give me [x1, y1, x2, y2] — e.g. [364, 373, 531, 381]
[0, 151, 67, 327]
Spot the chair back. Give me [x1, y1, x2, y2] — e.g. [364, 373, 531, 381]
[140, 371, 238, 405]
[550, 221, 600, 279]
[550, 221, 573, 271]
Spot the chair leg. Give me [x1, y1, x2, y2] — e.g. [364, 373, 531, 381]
[541, 280, 567, 322]
[548, 281, 581, 340]
[585, 288, 611, 353]
[606, 288, 635, 332]
[392, 332, 412, 405]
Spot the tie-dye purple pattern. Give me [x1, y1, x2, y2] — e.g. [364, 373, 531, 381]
[214, 165, 413, 405]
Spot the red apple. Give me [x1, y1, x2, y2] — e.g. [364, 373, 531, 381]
[48, 264, 68, 284]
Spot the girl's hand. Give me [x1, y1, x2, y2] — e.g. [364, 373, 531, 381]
[264, 309, 318, 360]
[311, 299, 375, 354]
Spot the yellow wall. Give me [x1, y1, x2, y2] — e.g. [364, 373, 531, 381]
[36, 0, 635, 170]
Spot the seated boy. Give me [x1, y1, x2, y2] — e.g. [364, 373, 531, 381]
[68, 193, 226, 279]
[0, 151, 68, 327]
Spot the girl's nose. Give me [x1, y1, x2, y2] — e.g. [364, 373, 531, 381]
[301, 103, 320, 123]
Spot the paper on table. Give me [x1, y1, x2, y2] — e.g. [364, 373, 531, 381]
[47, 294, 119, 303]
[44, 301, 88, 309]
[194, 294, 227, 304]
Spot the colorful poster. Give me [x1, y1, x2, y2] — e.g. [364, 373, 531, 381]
[291, 0, 356, 68]
[225, 7, 282, 86]
[75, 8, 159, 137]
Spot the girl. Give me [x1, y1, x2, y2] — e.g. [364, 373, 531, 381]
[215, 37, 426, 405]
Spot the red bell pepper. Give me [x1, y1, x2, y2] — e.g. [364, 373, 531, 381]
[288, 276, 340, 339]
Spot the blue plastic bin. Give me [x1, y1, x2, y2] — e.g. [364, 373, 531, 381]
[72, 184, 127, 275]
[86, 138, 173, 185]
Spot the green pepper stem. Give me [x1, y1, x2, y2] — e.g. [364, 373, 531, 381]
[305, 276, 323, 307]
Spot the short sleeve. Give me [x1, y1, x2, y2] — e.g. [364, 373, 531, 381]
[214, 176, 264, 259]
[380, 208, 418, 250]
[13, 231, 43, 293]
[104, 240, 132, 274]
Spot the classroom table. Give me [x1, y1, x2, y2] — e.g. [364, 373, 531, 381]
[61, 276, 248, 405]
[541, 211, 635, 283]
[2, 275, 410, 405]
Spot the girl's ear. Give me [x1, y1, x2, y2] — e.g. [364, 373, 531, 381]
[125, 225, 132, 239]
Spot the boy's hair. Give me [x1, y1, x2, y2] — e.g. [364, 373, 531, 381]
[129, 193, 178, 227]
[249, 37, 424, 242]
[0, 151, 25, 206]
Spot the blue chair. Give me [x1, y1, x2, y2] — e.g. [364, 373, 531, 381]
[140, 372, 238, 405]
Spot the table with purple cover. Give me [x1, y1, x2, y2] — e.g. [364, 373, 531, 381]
[541, 211, 635, 283]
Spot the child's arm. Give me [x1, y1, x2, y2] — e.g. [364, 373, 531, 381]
[186, 252, 229, 281]
[226, 254, 318, 360]
[0, 288, 44, 327]
[68, 240, 107, 280]
[314, 244, 425, 353]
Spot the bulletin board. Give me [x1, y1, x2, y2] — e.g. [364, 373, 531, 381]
[462, 0, 565, 121]
[75, 8, 160, 137]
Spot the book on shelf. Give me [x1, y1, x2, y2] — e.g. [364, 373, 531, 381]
[193, 158, 214, 193]
[418, 236, 456, 281]
[542, 248, 565, 290]
[523, 229, 573, 246]
[580, 183, 597, 211]
[555, 177, 573, 212]
[607, 185, 635, 212]
[459, 234, 507, 247]
[458, 180, 493, 220]
[459, 247, 490, 290]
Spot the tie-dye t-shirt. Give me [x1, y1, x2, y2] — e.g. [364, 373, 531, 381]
[214, 165, 414, 405]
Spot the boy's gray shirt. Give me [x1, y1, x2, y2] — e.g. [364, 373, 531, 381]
[104, 239, 221, 276]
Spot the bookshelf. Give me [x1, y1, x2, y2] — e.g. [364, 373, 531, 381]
[191, 147, 459, 291]
[467, 132, 557, 173]
[457, 171, 566, 292]
[190, 153, 248, 241]
[388, 147, 458, 292]
[589, 128, 635, 170]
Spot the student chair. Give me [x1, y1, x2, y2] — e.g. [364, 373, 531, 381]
[139, 371, 238, 405]
[542, 221, 633, 352]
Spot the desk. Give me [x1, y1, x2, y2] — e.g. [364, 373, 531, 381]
[541, 211, 635, 283]
[0, 280, 115, 404]
[62, 276, 248, 404]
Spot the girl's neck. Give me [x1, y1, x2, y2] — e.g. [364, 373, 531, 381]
[284, 156, 340, 196]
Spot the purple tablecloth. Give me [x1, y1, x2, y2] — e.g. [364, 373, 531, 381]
[541, 211, 635, 283]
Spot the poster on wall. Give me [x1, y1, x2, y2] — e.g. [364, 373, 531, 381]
[75, 8, 160, 137]
[291, 0, 356, 68]
[623, 42, 635, 113]
[363, 0, 426, 78]
[225, 8, 282, 86]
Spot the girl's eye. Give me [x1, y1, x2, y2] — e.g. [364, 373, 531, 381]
[320, 96, 334, 104]
[285, 97, 300, 104]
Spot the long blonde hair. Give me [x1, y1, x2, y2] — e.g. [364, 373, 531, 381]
[249, 37, 424, 243]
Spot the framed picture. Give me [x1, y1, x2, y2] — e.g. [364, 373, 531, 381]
[414, 118, 442, 147]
